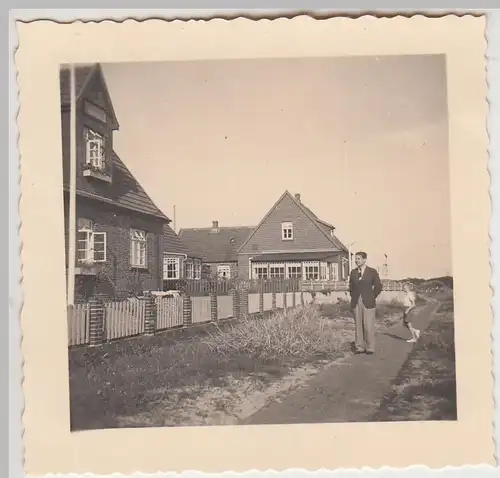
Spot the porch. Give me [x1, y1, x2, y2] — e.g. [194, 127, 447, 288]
[249, 251, 349, 281]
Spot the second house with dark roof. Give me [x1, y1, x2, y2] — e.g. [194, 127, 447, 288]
[60, 64, 170, 299]
[238, 191, 349, 281]
[179, 221, 254, 280]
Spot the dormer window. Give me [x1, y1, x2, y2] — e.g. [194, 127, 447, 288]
[84, 100, 107, 123]
[85, 128, 105, 170]
[281, 221, 293, 241]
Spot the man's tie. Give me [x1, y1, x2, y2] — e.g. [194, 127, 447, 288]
[358, 268, 363, 280]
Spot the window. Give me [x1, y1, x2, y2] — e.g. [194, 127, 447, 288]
[130, 229, 147, 268]
[252, 263, 268, 279]
[287, 264, 302, 278]
[304, 261, 320, 280]
[269, 263, 285, 278]
[76, 219, 106, 264]
[164, 256, 180, 279]
[331, 263, 339, 281]
[217, 265, 231, 279]
[185, 261, 194, 279]
[194, 260, 202, 280]
[84, 101, 107, 123]
[85, 128, 106, 170]
[281, 221, 293, 240]
[320, 262, 328, 280]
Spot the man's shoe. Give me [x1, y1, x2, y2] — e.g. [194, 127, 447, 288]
[355, 348, 365, 354]
[366, 350, 375, 355]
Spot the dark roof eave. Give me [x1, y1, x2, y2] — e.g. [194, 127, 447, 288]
[63, 187, 170, 222]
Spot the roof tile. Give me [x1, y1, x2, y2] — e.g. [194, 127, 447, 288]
[179, 226, 254, 263]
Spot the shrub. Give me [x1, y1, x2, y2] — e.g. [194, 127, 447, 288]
[203, 305, 351, 361]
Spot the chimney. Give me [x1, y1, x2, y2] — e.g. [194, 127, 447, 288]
[212, 220, 219, 230]
[294, 193, 301, 202]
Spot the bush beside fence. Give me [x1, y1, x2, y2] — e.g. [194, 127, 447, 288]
[67, 279, 403, 347]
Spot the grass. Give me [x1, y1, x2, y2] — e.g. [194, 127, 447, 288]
[69, 297, 412, 430]
[373, 294, 457, 421]
[69, 305, 355, 430]
[203, 305, 352, 360]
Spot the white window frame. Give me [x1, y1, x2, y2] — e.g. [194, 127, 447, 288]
[193, 260, 202, 280]
[217, 265, 231, 279]
[252, 262, 268, 279]
[76, 219, 106, 264]
[130, 228, 147, 268]
[268, 262, 286, 278]
[164, 256, 180, 280]
[281, 221, 293, 241]
[185, 260, 194, 280]
[303, 261, 320, 280]
[320, 262, 328, 280]
[331, 263, 340, 282]
[286, 263, 302, 279]
[85, 128, 106, 170]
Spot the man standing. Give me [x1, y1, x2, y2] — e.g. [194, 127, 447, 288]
[349, 251, 383, 355]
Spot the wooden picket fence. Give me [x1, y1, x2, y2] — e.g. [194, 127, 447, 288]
[156, 295, 183, 330]
[67, 278, 403, 347]
[105, 299, 146, 341]
[67, 303, 90, 346]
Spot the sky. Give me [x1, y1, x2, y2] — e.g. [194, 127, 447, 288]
[101, 55, 451, 280]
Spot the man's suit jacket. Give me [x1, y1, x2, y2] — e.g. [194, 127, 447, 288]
[349, 266, 383, 309]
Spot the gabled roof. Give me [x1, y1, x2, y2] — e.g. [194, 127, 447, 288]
[62, 151, 169, 221]
[179, 226, 254, 263]
[60, 63, 119, 129]
[238, 190, 348, 253]
[164, 225, 201, 258]
[60, 65, 168, 222]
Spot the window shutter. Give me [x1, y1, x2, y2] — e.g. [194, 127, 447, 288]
[93, 232, 107, 262]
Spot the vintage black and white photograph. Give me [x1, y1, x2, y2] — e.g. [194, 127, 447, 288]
[17, 14, 494, 474]
[62, 54, 457, 430]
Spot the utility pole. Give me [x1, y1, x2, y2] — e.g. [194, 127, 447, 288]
[67, 64, 77, 309]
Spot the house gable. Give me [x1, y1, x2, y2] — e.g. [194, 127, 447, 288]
[60, 64, 168, 223]
[238, 191, 341, 255]
[60, 64, 119, 129]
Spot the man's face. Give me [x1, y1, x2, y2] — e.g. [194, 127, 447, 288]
[354, 254, 366, 268]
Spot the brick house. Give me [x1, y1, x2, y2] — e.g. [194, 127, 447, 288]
[163, 225, 203, 288]
[178, 221, 254, 280]
[237, 191, 349, 280]
[60, 63, 170, 299]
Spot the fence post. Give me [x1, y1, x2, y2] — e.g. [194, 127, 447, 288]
[88, 296, 105, 347]
[259, 287, 264, 313]
[272, 290, 277, 309]
[231, 288, 240, 318]
[283, 290, 287, 310]
[240, 287, 249, 316]
[210, 291, 218, 321]
[144, 296, 157, 335]
[292, 289, 296, 308]
[182, 293, 192, 327]
[300, 290, 305, 306]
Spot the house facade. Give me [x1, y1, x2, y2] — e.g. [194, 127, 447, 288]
[237, 191, 349, 281]
[178, 221, 254, 280]
[163, 225, 203, 288]
[60, 64, 170, 299]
